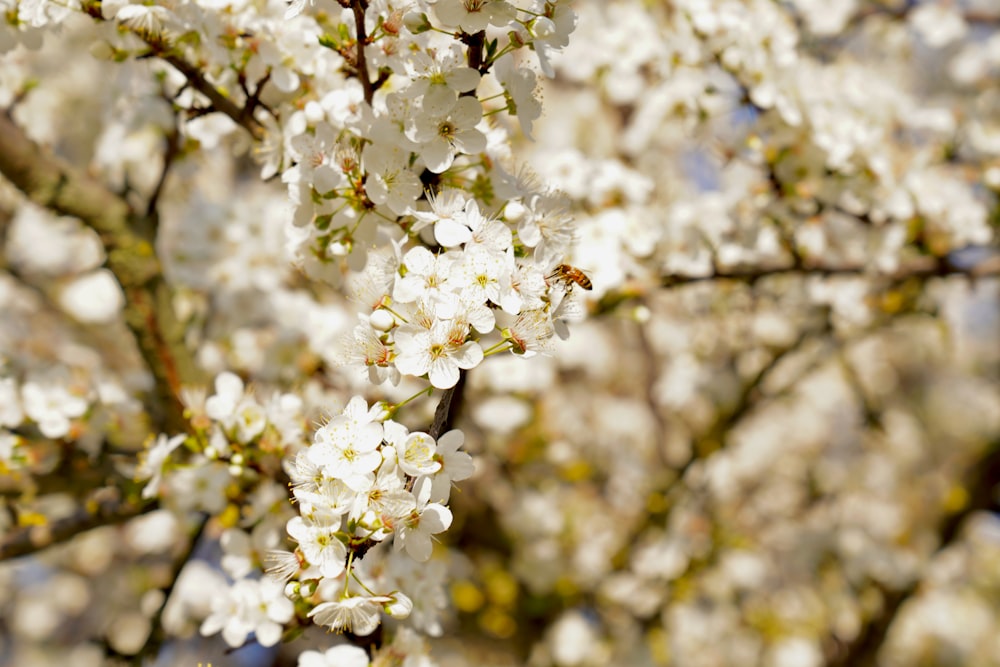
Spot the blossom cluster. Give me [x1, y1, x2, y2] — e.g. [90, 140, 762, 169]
[270, 395, 473, 637]
[338, 188, 583, 390]
[138, 372, 306, 513]
[0, 373, 88, 442]
[135, 375, 474, 646]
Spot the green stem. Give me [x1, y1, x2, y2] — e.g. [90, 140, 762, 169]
[388, 385, 433, 417]
[350, 568, 379, 596]
[343, 549, 355, 597]
[481, 340, 513, 357]
[381, 304, 409, 323]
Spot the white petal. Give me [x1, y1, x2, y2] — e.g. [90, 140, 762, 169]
[428, 358, 460, 389]
[420, 503, 453, 534]
[313, 164, 343, 193]
[445, 450, 475, 482]
[221, 619, 250, 648]
[403, 246, 435, 274]
[451, 96, 483, 128]
[434, 218, 473, 247]
[452, 128, 486, 155]
[255, 620, 283, 647]
[421, 138, 454, 174]
[437, 430, 464, 454]
[422, 84, 458, 118]
[446, 67, 481, 93]
[452, 341, 484, 370]
[403, 529, 433, 562]
[355, 421, 385, 452]
[215, 372, 244, 400]
[394, 349, 431, 379]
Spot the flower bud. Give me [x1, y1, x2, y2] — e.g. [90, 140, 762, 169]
[403, 11, 431, 33]
[370, 309, 395, 332]
[504, 200, 526, 222]
[384, 591, 413, 618]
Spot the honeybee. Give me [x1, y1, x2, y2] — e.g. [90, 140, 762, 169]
[549, 263, 593, 291]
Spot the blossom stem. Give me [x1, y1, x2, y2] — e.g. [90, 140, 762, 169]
[343, 549, 355, 597]
[484, 43, 517, 67]
[515, 8, 545, 18]
[388, 386, 433, 417]
[350, 569, 379, 596]
[381, 305, 409, 323]
[481, 340, 513, 357]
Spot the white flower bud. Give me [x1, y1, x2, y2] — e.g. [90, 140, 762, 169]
[384, 591, 413, 618]
[504, 200, 526, 222]
[370, 309, 395, 332]
[403, 11, 430, 33]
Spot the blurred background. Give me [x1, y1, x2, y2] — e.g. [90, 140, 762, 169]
[1, 0, 999, 666]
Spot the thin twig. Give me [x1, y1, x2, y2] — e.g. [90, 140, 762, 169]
[146, 117, 181, 222]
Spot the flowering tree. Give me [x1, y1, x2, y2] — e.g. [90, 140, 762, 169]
[0, 1, 998, 666]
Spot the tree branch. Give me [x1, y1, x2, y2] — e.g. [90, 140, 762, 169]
[351, 0, 375, 105]
[156, 52, 265, 140]
[0, 493, 157, 560]
[659, 255, 1000, 288]
[429, 371, 468, 439]
[80, 1, 267, 140]
[0, 112, 201, 432]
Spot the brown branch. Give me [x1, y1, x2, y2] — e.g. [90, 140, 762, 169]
[673, 315, 829, 479]
[429, 371, 467, 439]
[146, 103, 182, 221]
[0, 493, 157, 560]
[0, 112, 201, 432]
[351, 0, 375, 105]
[660, 255, 1000, 289]
[598, 254, 1000, 314]
[154, 49, 266, 141]
[461, 30, 486, 74]
[838, 5, 1000, 34]
[79, 0, 267, 141]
